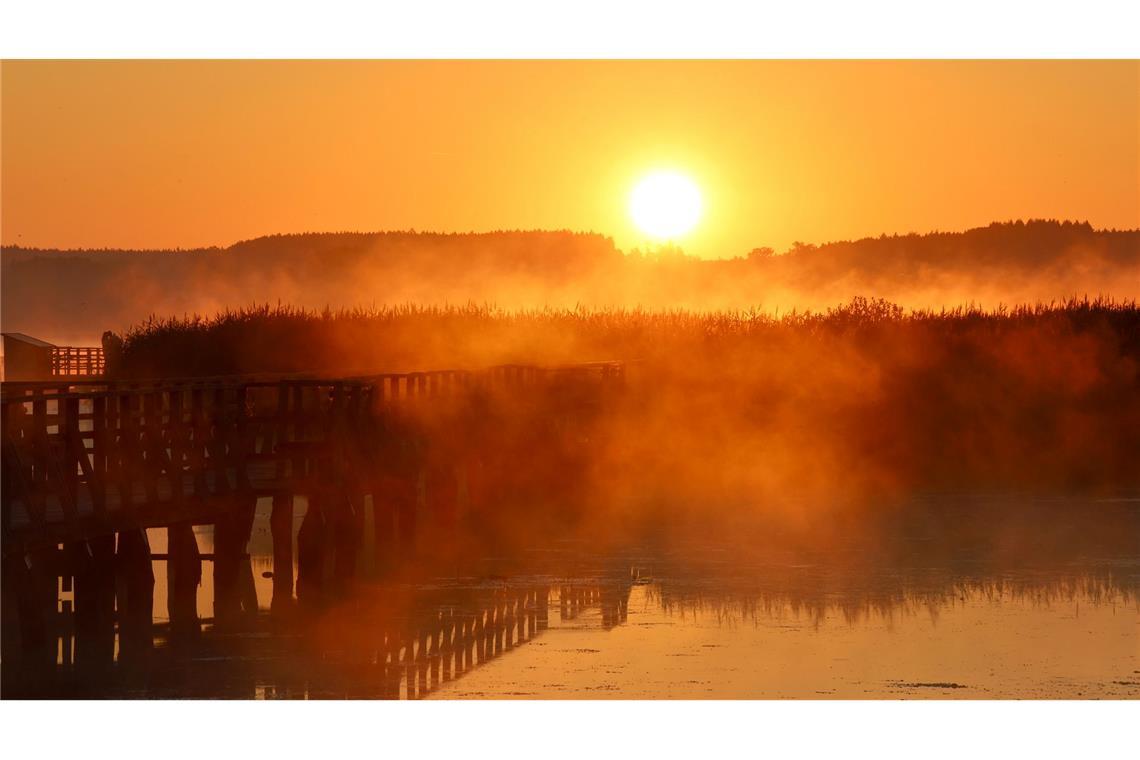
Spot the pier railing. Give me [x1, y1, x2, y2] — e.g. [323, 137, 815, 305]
[1, 361, 625, 548]
[50, 346, 105, 377]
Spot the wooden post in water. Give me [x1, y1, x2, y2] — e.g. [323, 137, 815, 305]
[167, 522, 201, 639]
[441, 614, 454, 683]
[72, 535, 116, 671]
[270, 492, 294, 614]
[330, 489, 363, 597]
[370, 479, 397, 576]
[213, 495, 258, 628]
[398, 473, 418, 560]
[536, 586, 549, 630]
[0, 554, 22, 672]
[115, 528, 154, 662]
[1, 548, 58, 681]
[296, 495, 326, 610]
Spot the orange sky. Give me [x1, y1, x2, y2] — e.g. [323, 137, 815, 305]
[1, 60, 1137, 258]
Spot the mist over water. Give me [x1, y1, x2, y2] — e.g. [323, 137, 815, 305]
[3, 221, 1137, 345]
[3, 221, 1139, 699]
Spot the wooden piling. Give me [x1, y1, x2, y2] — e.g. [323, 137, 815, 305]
[396, 475, 418, 559]
[270, 493, 294, 614]
[115, 528, 154, 662]
[536, 586, 549, 630]
[296, 497, 326, 610]
[331, 490, 363, 596]
[167, 522, 201, 639]
[72, 535, 116, 671]
[370, 481, 397, 576]
[213, 496, 257, 628]
[1, 548, 58, 681]
[0, 554, 23, 671]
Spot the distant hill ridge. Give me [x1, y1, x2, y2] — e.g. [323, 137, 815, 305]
[2, 229, 617, 261]
[2, 220, 1130, 260]
[2, 221, 1137, 344]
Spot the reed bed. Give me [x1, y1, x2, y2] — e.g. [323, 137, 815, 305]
[112, 298, 1140, 514]
[116, 297, 1140, 377]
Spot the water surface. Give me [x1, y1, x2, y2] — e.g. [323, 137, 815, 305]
[10, 496, 1140, 699]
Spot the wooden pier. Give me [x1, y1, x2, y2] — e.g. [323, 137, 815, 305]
[0, 362, 625, 678]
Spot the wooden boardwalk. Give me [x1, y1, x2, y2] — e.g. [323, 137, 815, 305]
[0, 362, 624, 674]
[1, 362, 622, 545]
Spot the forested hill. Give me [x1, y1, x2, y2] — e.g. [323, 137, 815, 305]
[2, 221, 1137, 344]
[1, 231, 621, 344]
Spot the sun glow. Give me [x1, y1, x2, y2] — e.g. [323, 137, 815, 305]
[629, 170, 703, 241]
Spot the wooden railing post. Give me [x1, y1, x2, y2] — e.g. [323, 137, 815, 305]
[91, 395, 107, 514]
[189, 388, 207, 499]
[29, 398, 48, 526]
[0, 401, 10, 535]
[168, 388, 185, 509]
[61, 397, 81, 520]
[145, 390, 164, 505]
[118, 391, 137, 510]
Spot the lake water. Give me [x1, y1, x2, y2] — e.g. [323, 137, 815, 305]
[7, 496, 1139, 699]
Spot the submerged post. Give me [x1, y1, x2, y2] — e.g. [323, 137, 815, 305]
[115, 528, 155, 662]
[270, 492, 294, 614]
[167, 522, 201, 638]
[213, 496, 258, 628]
[330, 489, 363, 597]
[370, 477, 400, 575]
[72, 535, 117, 671]
[296, 495, 327, 610]
[536, 586, 549, 630]
[1, 547, 59, 681]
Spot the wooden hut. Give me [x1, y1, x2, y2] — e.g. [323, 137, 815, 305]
[1, 332, 55, 381]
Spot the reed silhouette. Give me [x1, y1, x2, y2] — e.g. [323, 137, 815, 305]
[3, 221, 1137, 345]
[94, 297, 1140, 539]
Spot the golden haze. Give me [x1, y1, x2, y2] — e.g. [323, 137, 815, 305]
[1, 60, 1137, 257]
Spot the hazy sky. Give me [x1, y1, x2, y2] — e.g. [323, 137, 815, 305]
[2, 60, 1137, 258]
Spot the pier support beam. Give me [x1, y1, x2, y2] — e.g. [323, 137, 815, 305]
[296, 497, 327, 610]
[426, 460, 457, 530]
[0, 553, 22, 671]
[115, 528, 154, 662]
[167, 522, 201, 639]
[370, 478, 399, 576]
[1, 548, 58, 682]
[536, 586, 549, 630]
[270, 493, 294, 614]
[72, 535, 117, 672]
[331, 490, 364, 597]
[213, 496, 258, 629]
[397, 475, 418, 560]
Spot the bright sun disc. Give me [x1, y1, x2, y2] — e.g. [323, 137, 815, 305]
[630, 170, 702, 240]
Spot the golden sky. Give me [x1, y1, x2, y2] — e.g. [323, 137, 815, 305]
[2, 60, 1137, 257]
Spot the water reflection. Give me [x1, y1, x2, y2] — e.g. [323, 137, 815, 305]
[431, 561, 1139, 700]
[5, 551, 1137, 699]
[3, 574, 636, 699]
[641, 556, 1140, 628]
[4, 493, 1139, 699]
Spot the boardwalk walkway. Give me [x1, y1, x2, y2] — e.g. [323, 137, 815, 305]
[0, 362, 624, 674]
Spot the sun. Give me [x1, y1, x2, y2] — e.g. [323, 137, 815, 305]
[629, 170, 703, 241]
